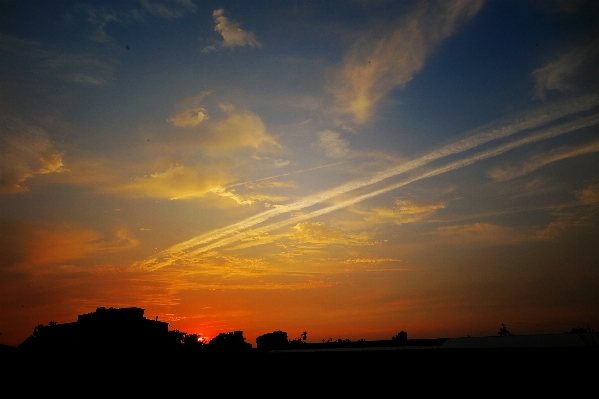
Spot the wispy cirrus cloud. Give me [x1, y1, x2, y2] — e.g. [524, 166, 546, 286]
[204, 9, 261, 52]
[332, 0, 484, 124]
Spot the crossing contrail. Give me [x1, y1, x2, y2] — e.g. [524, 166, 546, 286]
[141, 96, 599, 270]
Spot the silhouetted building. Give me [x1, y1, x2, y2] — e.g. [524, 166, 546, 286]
[76, 307, 168, 346]
[19, 306, 170, 351]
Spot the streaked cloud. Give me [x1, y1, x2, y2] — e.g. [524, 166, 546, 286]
[205, 9, 261, 51]
[169, 91, 211, 127]
[489, 140, 599, 181]
[332, 0, 484, 123]
[533, 39, 599, 99]
[0, 120, 64, 194]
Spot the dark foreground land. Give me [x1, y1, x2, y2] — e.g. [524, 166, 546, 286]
[1, 345, 595, 393]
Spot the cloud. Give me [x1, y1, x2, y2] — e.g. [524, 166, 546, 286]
[168, 95, 279, 149]
[360, 200, 446, 225]
[332, 0, 484, 123]
[318, 130, 351, 158]
[205, 9, 261, 51]
[342, 258, 401, 264]
[208, 186, 288, 206]
[533, 40, 599, 99]
[207, 105, 278, 149]
[0, 120, 65, 194]
[117, 164, 232, 200]
[169, 91, 211, 127]
[489, 140, 599, 181]
[579, 183, 599, 205]
[434, 223, 526, 247]
[140, 0, 197, 19]
[0, 220, 138, 270]
[251, 155, 291, 168]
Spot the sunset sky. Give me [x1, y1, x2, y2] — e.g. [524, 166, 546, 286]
[1, 0, 598, 346]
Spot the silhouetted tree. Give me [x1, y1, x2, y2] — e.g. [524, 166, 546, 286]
[208, 331, 251, 351]
[498, 323, 511, 336]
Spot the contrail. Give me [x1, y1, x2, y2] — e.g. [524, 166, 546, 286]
[224, 161, 347, 188]
[144, 96, 599, 266]
[168, 112, 599, 259]
[165, 96, 598, 253]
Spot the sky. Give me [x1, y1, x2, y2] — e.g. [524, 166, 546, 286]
[1, 0, 598, 346]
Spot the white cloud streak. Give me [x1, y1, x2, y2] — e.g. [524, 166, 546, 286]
[141, 96, 599, 269]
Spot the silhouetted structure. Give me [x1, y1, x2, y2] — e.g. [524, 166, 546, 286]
[256, 331, 289, 351]
[392, 331, 408, 342]
[19, 306, 169, 352]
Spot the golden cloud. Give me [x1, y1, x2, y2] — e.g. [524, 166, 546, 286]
[118, 164, 232, 200]
[356, 200, 446, 225]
